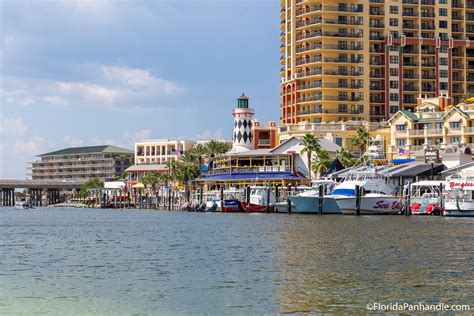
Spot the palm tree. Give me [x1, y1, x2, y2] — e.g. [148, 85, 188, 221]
[312, 149, 331, 179]
[337, 147, 356, 168]
[140, 171, 160, 195]
[117, 155, 132, 179]
[351, 128, 370, 156]
[301, 133, 321, 182]
[203, 140, 229, 159]
[461, 93, 474, 104]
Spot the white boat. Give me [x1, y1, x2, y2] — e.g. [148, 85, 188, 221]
[333, 136, 402, 215]
[444, 176, 474, 217]
[408, 181, 445, 215]
[287, 180, 340, 214]
[15, 200, 34, 210]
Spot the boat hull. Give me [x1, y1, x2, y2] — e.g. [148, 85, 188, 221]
[444, 201, 474, 217]
[240, 201, 275, 213]
[287, 196, 341, 214]
[335, 196, 402, 215]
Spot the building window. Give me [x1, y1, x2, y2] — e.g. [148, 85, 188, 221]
[439, 21, 447, 28]
[390, 106, 399, 114]
[451, 136, 460, 144]
[439, 70, 448, 78]
[389, 56, 399, 64]
[390, 81, 399, 89]
[450, 121, 461, 129]
[338, 104, 348, 113]
[440, 82, 448, 90]
[390, 68, 399, 76]
[389, 6, 398, 14]
[389, 18, 398, 27]
[440, 58, 448, 66]
[390, 93, 399, 101]
[439, 8, 447, 16]
[397, 139, 406, 147]
[396, 124, 406, 132]
[435, 122, 443, 129]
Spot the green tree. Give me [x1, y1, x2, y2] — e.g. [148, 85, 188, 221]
[117, 154, 132, 179]
[351, 128, 370, 156]
[203, 140, 229, 159]
[337, 147, 356, 168]
[312, 149, 331, 179]
[301, 133, 321, 183]
[80, 177, 103, 197]
[140, 171, 161, 195]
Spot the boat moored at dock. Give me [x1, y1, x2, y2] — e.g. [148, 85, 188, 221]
[444, 177, 474, 217]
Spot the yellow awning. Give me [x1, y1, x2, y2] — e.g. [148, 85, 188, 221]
[132, 183, 145, 189]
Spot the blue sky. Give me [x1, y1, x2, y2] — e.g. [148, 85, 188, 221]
[0, 0, 281, 179]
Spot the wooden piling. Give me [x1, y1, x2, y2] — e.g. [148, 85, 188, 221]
[246, 185, 250, 213]
[220, 186, 224, 212]
[318, 184, 324, 214]
[355, 185, 361, 216]
[266, 185, 270, 213]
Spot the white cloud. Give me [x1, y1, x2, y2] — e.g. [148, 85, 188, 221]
[13, 136, 55, 158]
[196, 128, 224, 141]
[1, 64, 184, 110]
[133, 129, 152, 141]
[0, 118, 28, 136]
[63, 136, 84, 147]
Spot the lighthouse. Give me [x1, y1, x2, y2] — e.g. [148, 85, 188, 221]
[230, 93, 254, 153]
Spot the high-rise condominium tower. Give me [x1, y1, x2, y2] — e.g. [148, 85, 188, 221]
[280, 0, 474, 124]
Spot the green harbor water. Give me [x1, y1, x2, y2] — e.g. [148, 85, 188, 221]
[0, 208, 472, 314]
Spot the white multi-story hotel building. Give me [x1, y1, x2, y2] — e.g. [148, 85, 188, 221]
[134, 139, 196, 165]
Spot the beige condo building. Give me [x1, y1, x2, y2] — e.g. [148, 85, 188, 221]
[280, 0, 474, 124]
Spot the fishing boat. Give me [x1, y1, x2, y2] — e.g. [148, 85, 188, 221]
[286, 180, 340, 214]
[444, 176, 474, 217]
[333, 136, 402, 215]
[15, 200, 34, 210]
[239, 186, 276, 213]
[408, 181, 445, 215]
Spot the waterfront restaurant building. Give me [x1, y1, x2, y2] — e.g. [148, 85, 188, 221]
[198, 136, 341, 189]
[31, 145, 134, 182]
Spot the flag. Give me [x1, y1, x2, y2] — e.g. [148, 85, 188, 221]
[398, 148, 410, 156]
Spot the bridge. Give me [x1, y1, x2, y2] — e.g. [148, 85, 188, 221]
[0, 180, 86, 207]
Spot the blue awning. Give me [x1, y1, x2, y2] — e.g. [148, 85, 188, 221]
[391, 158, 416, 164]
[199, 172, 301, 182]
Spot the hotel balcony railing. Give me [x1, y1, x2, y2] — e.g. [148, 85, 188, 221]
[403, 62, 418, 67]
[324, 96, 363, 102]
[403, 86, 419, 91]
[403, 0, 419, 4]
[453, 89, 465, 94]
[278, 121, 388, 134]
[369, 60, 384, 65]
[370, 86, 384, 90]
[421, 0, 435, 4]
[298, 108, 363, 115]
[465, 127, 474, 134]
[408, 130, 425, 137]
[402, 11, 418, 17]
[370, 36, 384, 40]
[297, 44, 364, 53]
[296, 32, 363, 41]
[403, 74, 419, 79]
[370, 73, 383, 78]
[422, 87, 435, 92]
[370, 0, 384, 3]
[421, 63, 436, 67]
[298, 83, 362, 90]
[370, 23, 385, 28]
[452, 14, 464, 20]
[453, 64, 465, 69]
[369, 10, 384, 15]
[403, 24, 419, 29]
